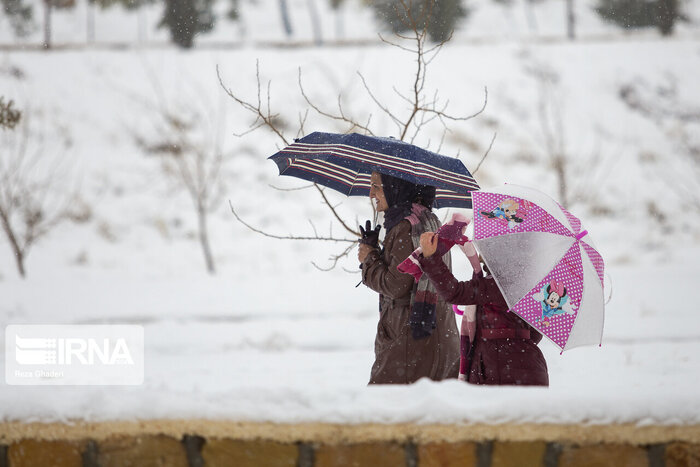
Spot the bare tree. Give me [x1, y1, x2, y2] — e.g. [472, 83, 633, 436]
[129, 72, 229, 274]
[524, 63, 571, 208]
[0, 112, 77, 278]
[618, 76, 700, 211]
[521, 62, 619, 210]
[218, 0, 489, 270]
[0, 98, 21, 130]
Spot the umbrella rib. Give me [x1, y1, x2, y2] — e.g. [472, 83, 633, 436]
[476, 232, 575, 309]
[348, 169, 366, 198]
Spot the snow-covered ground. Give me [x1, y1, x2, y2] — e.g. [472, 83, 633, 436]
[1, 0, 700, 425]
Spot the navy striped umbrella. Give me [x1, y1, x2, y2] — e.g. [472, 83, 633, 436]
[268, 132, 480, 209]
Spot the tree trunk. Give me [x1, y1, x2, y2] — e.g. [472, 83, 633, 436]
[237, 15, 247, 42]
[523, 0, 538, 34]
[306, 0, 322, 45]
[13, 248, 25, 278]
[86, 0, 95, 44]
[197, 204, 215, 274]
[566, 0, 575, 40]
[0, 214, 26, 278]
[138, 8, 147, 44]
[554, 155, 568, 208]
[43, 0, 52, 49]
[657, 0, 677, 36]
[278, 0, 293, 37]
[334, 8, 344, 41]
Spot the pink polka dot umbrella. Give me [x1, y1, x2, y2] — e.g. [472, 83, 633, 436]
[472, 184, 605, 352]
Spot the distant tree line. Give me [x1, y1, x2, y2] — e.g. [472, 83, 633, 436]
[1, 0, 688, 49]
[595, 0, 686, 35]
[371, 0, 469, 42]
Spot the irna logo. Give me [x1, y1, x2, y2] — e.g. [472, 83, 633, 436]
[6, 325, 144, 385]
[15, 335, 134, 365]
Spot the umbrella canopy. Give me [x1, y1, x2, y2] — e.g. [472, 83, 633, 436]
[471, 184, 605, 352]
[268, 132, 480, 209]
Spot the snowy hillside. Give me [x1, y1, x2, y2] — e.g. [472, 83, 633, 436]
[1, 0, 700, 424]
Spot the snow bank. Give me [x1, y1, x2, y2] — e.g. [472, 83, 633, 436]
[1, 36, 699, 425]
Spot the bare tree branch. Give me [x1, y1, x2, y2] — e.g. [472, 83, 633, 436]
[232, 121, 267, 138]
[230, 201, 356, 243]
[219, 62, 365, 256]
[311, 242, 356, 271]
[219, 0, 492, 271]
[378, 33, 416, 53]
[435, 127, 448, 154]
[313, 184, 360, 237]
[472, 132, 497, 176]
[423, 31, 453, 61]
[357, 71, 404, 131]
[216, 62, 289, 146]
[296, 109, 309, 139]
[428, 87, 488, 122]
[298, 67, 375, 135]
[268, 183, 314, 192]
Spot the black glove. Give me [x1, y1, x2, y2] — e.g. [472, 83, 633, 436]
[359, 220, 381, 248]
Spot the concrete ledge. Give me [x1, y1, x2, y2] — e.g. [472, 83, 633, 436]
[2, 423, 700, 467]
[1, 420, 700, 445]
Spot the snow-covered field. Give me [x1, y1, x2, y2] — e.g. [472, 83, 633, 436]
[1, 0, 700, 425]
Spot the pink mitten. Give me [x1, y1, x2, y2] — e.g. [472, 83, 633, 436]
[397, 213, 472, 282]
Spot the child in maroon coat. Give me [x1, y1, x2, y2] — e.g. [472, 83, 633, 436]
[418, 232, 549, 386]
